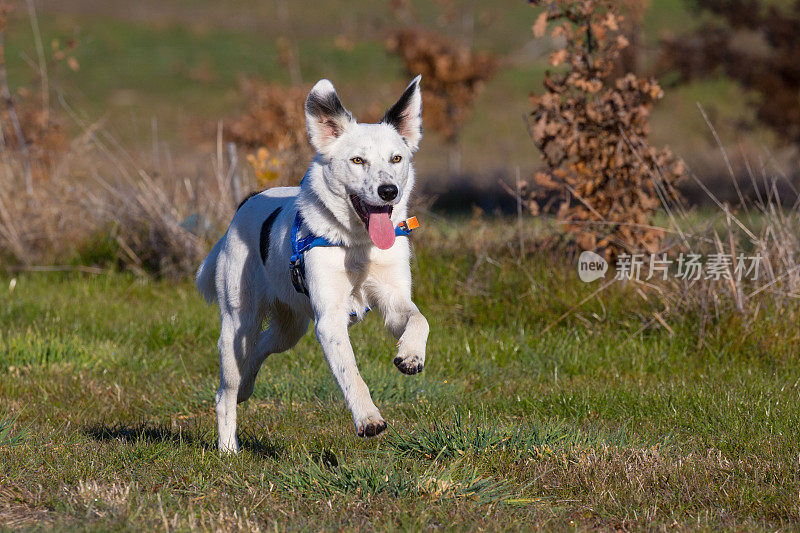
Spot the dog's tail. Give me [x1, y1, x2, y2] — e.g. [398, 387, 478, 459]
[196, 235, 224, 304]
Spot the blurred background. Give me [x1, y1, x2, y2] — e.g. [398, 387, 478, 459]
[5, 1, 797, 192]
[0, 0, 798, 271]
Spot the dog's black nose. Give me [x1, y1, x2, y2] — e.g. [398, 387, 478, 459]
[378, 184, 398, 201]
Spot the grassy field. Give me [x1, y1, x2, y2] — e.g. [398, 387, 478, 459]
[1, 218, 799, 530]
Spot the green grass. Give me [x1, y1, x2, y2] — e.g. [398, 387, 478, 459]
[1, 218, 799, 529]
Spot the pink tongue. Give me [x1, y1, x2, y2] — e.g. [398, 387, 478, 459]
[368, 210, 395, 250]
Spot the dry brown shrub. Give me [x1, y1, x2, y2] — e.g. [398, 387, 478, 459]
[224, 79, 311, 186]
[525, 0, 685, 257]
[0, 2, 68, 191]
[0, 100, 66, 163]
[386, 28, 496, 171]
[610, 0, 649, 77]
[658, 0, 800, 149]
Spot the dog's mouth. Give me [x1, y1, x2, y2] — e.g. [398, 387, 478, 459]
[350, 194, 395, 250]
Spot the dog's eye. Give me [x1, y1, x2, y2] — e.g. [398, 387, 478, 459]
[391, 155, 402, 164]
[350, 157, 365, 165]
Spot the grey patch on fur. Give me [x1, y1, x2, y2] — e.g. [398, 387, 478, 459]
[381, 79, 420, 141]
[259, 207, 283, 263]
[306, 90, 353, 138]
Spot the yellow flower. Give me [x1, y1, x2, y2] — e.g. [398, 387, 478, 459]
[247, 147, 280, 185]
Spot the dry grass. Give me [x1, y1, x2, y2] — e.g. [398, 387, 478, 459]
[641, 122, 800, 326]
[0, 485, 52, 529]
[0, 114, 254, 276]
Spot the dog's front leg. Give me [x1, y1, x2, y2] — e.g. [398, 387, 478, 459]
[373, 286, 430, 375]
[314, 308, 387, 437]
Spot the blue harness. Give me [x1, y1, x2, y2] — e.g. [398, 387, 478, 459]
[289, 212, 414, 297]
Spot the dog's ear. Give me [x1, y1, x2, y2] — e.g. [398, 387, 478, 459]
[382, 75, 422, 152]
[305, 79, 354, 155]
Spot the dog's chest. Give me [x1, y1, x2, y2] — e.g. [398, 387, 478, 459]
[307, 243, 408, 317]
[346, 255, 400, 310]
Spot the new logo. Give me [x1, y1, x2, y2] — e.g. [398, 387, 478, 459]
[578, 251, 608, 282]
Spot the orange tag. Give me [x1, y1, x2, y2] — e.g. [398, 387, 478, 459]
[404, 216, 420, 230]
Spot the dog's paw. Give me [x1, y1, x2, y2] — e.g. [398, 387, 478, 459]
[218, 437, 240, 455]
[355, 416, 388, 438]
[393, 353, 424, 375]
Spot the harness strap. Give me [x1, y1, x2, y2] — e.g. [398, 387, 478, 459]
[289, 212, 416, 304]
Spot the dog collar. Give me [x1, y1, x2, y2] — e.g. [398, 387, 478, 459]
[289, 212, 418, 297]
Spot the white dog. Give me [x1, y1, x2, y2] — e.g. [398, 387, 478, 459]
[196, 77, 430, 453]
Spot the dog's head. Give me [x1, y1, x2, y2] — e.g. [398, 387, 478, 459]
[303, 77, 422, 249]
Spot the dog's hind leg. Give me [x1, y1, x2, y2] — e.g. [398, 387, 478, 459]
[215, 308, 261, 454]
[237, 303, 310, 404]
